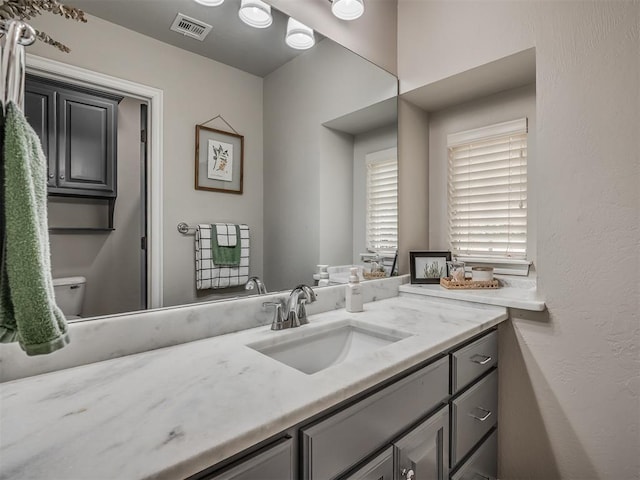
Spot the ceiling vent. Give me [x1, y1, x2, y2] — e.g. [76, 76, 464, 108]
[170, 13, 212, 41]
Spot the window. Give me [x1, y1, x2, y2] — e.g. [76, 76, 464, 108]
[366, 148, 398, 252]
[448, 118, 528, 260]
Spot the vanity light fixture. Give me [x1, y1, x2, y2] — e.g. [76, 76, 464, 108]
[331, 0, 364, 21]
[285, 17, 315, 50]
[238, 0, 273, 29]
[193, 0, 224, 6]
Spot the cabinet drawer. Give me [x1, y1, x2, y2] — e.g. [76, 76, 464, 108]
[302, 356, 449, 480]
[451, 370, 498, 466]
[451, 331, 497, 394]
[451, 429, 497, 480]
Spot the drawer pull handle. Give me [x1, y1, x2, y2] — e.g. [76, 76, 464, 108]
[469, 406, 492, 422]
[401, 468, 415, 479]
[470, 354, 492, 365]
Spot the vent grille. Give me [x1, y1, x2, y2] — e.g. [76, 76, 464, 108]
[170, 13, 212, 41]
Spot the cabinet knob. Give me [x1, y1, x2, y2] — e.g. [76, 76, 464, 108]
[59, 174, 65, 180]
[48, 173, 54, 179]
[401, 468, 415, 479]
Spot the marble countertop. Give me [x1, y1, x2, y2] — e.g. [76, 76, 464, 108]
[0, 296, 507, 480]
[399, 280, 546, 311]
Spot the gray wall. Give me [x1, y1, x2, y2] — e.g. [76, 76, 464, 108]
[428, 84, 537, 262]
[49, 97, 143, 317]
[29, 12, 265, 308]
[398, 1, 640, 478]
[352, 125, 398, 263]
[263, 39, 397, 291]
[397, 99, 430, 274]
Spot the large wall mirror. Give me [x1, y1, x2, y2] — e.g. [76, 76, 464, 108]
[27, 0, 398, 321]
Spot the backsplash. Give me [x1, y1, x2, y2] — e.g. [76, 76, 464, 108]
[0, 276, 407, 382]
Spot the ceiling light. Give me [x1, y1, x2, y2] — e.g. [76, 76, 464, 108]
[193, 0, 224, 6]
[285, 18, 315, 50]
[331, 0, 364, 21]
[238, 0, 273, 29]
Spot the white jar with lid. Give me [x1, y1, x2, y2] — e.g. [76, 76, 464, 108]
[472, 266, 494, 282]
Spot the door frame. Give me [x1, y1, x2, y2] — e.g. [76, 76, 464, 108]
[26, 53, 164, 308]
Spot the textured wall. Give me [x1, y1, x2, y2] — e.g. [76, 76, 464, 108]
[398, 1, 640, 478]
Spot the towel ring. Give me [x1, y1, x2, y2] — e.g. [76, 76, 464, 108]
[0, 21, 37, 46]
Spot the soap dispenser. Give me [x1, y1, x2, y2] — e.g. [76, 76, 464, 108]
[345, 267, 364, 313]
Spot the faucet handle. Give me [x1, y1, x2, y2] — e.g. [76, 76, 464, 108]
[262, 301, 289, 330]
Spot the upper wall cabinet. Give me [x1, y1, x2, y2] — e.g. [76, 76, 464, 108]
[25, 75, 123, 198]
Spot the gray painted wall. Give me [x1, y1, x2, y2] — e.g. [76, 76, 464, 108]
[397, 98, 430, 274]
[49, 97, 143, 317]
[352, 125, 398, 263]
[29, 13, 265, 308]
[398, 1, 640, 477]
[263, 39, 397, 291]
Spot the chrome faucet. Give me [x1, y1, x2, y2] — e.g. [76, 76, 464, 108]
[286, 284, 317, 327]
[262, 284, 317, 331]
[245, 276, 267, 295]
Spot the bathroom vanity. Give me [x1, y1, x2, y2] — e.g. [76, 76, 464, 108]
[0, 289, 507, 480]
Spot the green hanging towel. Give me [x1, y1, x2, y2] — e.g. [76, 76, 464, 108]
[0, 102, 69, 355]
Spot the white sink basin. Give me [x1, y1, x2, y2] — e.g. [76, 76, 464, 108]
[247, 320, 412, 375]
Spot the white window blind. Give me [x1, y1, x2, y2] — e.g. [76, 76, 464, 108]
[448, 118, 528, 260]
[366, 152, 398, 252]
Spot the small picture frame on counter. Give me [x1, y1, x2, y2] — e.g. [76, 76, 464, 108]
[409, 251, 452, 284]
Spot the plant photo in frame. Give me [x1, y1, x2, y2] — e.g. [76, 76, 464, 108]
[195, 125, 244, 194]
[410, 251, 452, 284]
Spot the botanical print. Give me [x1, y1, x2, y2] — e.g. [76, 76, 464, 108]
[207, 139, 233, 182]
[415, 257, 447, 279]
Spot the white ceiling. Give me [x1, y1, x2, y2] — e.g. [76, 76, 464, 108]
[70, 0, 322, 77]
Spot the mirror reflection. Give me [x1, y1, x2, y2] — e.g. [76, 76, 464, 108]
[26, 0, 398, 321]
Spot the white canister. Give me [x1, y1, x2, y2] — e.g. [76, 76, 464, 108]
[472, 266, 494, 282]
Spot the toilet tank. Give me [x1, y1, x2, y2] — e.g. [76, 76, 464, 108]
[53, 276, 86, 318]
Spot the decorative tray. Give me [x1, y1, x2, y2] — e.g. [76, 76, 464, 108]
[363, 271, 386, 280]
[440, 277, 500, 289]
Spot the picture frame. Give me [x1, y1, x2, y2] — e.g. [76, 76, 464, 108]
[409, 251, 452, 284]
[195, 125, 244, 194]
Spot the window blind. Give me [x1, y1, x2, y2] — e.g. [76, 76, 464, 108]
[366, 156, 398, 252]
[448, 118, 528, 260]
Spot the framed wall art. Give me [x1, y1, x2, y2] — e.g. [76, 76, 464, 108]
[195, 125, 244, 194]
[409, 251, 452, 284]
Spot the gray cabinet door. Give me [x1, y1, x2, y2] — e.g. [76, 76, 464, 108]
[342, 447, 394, 480]
[56, 89, 118, 197]
[24, 80, 56, 187]
[394, 405, 450, 480]
[205, 437, 294, 480]
[301, 357, 449, 480]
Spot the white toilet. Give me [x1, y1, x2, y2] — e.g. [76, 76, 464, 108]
[53, 276, 87, 320]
